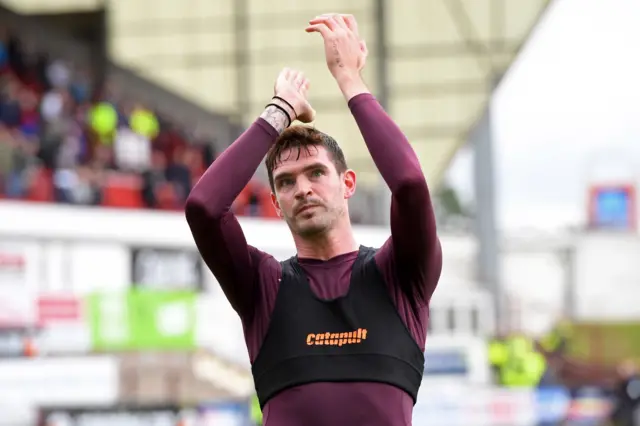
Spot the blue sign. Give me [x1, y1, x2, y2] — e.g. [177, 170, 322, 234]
[423, 350, 468, 376]
[535, 387, 570, 424]
[592, 187, 632, 229]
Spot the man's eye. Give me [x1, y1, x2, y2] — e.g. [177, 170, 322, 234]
[311, 169, 323, 177]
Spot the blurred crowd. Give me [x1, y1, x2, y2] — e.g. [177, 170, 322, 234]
[488, 321, 640, 425]
[0, 30, 275, 217]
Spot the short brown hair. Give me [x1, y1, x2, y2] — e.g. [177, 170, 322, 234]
[265, 126, 348, 192]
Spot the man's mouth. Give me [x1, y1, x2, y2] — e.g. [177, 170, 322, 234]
[297, 205, 318, 214]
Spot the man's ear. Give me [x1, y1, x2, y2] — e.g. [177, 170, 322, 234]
[271, 192, 283, 217]
[343, 169, 356, 199]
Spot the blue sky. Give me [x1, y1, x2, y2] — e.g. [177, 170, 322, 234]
[447, 0, 640, 231]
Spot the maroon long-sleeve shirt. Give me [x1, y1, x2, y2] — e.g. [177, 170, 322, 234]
[186, 94, 442, 426]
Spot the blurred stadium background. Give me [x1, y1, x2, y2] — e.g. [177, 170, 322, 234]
[0, 0, 639, 424]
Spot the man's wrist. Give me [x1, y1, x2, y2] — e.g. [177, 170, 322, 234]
[260, 98, 293, 135]
[271, 96, 297, 120]
[336, 74, 370, 102]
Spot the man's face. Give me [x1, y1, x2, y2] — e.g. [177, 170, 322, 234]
[271, 145, 356, 238]
[618, 360, 637, 378]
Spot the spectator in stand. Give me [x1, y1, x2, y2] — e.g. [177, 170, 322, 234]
[89, 100, 118, 145]
[40, 87, 66, 123]
[18, 87, 40, 136]
[5, 131, 40, 198]
[165, 145, 193, 205]
[113, 124, 151, 172]
[0, 125, 15, 189]
[154, 120, 187, 163]
[52, 101, 93, 204]
[202, 142, 216, 168]
[113, 102, 159, 173]
[75, 165, 103, 205]
[0, 76, 22, 127]
[68, 66, 91, 104]
[129, 103, 159, 141]
[45, 58, 71, 90]
[40, 88, 72, 169]
[53, 166, 101, 205]
[0, 30, 275, 215]
[141, 148, 168, 208]
[73, 101, 93, 162]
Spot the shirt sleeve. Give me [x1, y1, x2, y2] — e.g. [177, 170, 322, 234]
[185, 119, 279, 320]
[348, 94, 442, 305]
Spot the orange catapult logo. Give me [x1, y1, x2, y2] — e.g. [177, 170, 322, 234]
[306, 328, 368, 347]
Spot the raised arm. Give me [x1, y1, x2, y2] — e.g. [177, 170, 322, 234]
[185, 68, 314, 318]
[349, 93, 442, 304]
[306, 14, 442, 304]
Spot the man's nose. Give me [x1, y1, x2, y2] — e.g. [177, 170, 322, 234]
[294, 178, 313, 198]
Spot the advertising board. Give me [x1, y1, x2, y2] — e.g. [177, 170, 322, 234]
[87, 290, 197, 351]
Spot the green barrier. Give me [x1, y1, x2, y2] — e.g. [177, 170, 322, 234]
[87, 289, 197, 351]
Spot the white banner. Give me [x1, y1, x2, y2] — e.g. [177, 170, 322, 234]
[413, 385, 536, 426]
[37, 295, 91, 354]
[0, 357, 119, 406]
[0, 242, 38, 328]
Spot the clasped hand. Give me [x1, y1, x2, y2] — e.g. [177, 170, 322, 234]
[270, 14, 368, 125]
[306, 14, 368, 83]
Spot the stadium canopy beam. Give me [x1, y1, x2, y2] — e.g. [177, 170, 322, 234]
[385, 0, 552, 190]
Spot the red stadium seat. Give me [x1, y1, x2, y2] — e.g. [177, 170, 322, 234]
[102, 173, 144, 208]
[155, 182, 181, 211]
[26, 168, 54, 202]
[232, 181, 253, 215]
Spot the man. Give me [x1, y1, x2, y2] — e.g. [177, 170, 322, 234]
[610, 360, 640, 426]
[186, 13, 442, 426]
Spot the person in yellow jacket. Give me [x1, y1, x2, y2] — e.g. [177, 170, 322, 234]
[489, 337, 508, 383]
[89, 102, 118, 144]
[129, 105, 160, 140]
[489, 334, 547, 387]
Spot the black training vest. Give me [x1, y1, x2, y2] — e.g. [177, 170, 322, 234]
[251, 246, 425, 409]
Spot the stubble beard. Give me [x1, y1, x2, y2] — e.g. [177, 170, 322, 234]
[289, 204, 343, 239]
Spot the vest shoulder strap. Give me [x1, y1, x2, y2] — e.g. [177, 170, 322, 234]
[280, 255, 299, 278]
